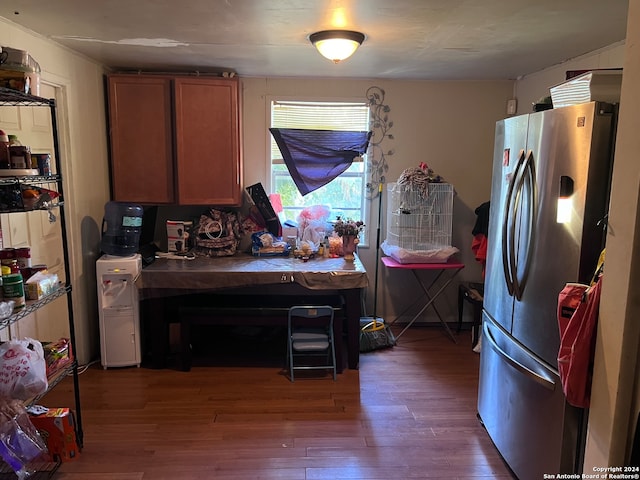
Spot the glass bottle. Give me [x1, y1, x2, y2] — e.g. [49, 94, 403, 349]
[0, 130, 9, 169]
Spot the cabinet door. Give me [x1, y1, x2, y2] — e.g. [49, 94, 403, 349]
[107, 75, 175, 203]
[174, 77, 242, 206]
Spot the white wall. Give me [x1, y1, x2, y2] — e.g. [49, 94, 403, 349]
[0, 18, 110, 364]
[584, 2, 640, 469]
[515, 42, 625, 115]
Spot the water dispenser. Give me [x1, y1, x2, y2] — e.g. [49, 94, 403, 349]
[100, 201, 144, 256]
[96, 253, 142, 368]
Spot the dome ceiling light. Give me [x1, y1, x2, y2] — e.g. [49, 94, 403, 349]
[309, 30, 365, 63]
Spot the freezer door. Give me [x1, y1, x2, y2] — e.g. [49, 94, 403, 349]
[483, 114, 529, 333]
[478, 314, 584, 480]
[511, 102, 614, 367]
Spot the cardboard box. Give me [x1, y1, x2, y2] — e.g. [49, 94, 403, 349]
[30, 408, 80, 462]
[282, 226, 298, 240]
[166, 220, 192, 252]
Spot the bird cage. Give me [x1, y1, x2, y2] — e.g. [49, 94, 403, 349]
[385, 182, 454, 251]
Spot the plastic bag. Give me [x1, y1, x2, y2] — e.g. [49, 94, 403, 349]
[380, 240, 459, 264]
[297, 205, 331, 244]
[0, 338, 48, 400]
[0, 398, 48, 479]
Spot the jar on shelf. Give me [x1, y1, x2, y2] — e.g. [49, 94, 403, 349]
[16, 247, 31, 269]
[0, 130, 10, 169]
[9, 146, 31, 170]
[7, 135, 31, 170]
[1, 259, 20, 274]
[0, 248, 16, 264]
[2, 272, 25, 309]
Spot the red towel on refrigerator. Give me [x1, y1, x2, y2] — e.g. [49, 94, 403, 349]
[556, 275, 603, 408]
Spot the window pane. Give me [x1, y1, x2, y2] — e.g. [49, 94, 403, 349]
[270, 99, 370, 245]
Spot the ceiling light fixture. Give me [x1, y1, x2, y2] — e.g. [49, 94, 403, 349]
[309, 30, 365, 63]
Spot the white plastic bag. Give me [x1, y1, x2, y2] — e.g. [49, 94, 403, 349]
[381, 240, 459, 264]
[0, 338, 48, 400]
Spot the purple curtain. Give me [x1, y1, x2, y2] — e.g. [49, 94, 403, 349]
[269, 128, 371, 196]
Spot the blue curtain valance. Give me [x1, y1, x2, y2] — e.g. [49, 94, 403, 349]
[269, 128, 371, 196]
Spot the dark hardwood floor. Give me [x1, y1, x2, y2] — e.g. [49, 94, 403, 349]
[41, 325, 515, 479]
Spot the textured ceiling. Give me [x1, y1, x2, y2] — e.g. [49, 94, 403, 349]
[0, 0, 629, 80]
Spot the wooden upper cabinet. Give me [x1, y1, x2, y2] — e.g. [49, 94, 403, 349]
[174, 77, 242, 206]
[107, 74, 242, 206]
[107, 75, 175, 204]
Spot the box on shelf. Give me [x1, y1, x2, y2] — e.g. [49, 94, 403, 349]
[29, 408, 80, 462]
[166, 220, 192, 253]
[25, 271, 59, 300]
[42, 338, 73, 378]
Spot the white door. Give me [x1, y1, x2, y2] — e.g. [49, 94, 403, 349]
[0, 83, 68, 342]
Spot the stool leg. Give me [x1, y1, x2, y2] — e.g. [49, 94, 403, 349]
[472, 303, 483, 348]
[457, 284, 464, 334]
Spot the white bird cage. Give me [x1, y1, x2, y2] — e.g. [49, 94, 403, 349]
[386, 182, 454, 251]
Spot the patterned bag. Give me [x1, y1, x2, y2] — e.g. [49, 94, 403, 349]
[194, 208, 241, 257]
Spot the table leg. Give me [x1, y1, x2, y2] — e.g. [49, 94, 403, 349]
[388, 270, 444, 325]
[146, 297, 169, 369]
[415, 271, 452, 337]
[343, 288, 361, 370]
[394, 267, 462, 342]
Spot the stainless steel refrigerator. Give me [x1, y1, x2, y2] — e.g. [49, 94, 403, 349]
[477, 101, 617, 480]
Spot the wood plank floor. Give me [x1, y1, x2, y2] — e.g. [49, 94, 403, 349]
[41, 326, 516, 480]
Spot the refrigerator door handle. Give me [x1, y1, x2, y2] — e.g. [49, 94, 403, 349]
[483, 321, 555, 390]
[502, 149, 526, 296]
[513, 150, 537, 300]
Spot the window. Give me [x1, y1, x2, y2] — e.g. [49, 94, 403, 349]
[270, 99, 370, 245]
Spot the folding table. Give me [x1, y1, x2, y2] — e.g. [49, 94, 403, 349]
[381, 256, 465, 342]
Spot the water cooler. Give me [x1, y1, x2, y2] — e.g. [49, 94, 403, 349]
[97, 253, 142, 368]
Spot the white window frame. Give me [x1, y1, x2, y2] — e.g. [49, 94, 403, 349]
[266, 96, 371, 247]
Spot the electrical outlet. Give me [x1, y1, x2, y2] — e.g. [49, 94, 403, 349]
[507, 99, 517, 115]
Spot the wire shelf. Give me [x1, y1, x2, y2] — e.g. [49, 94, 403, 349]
[0, 285, 71, 330]
[0, 87, 54, 107]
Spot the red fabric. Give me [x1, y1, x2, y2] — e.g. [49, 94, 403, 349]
[471, 234, 488, 278]
[556, 275, 603, 408]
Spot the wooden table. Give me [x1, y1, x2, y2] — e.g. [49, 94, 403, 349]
[137, 253, 368, 370]
[381, 256, 465, 341]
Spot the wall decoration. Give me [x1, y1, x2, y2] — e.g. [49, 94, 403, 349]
[365, 86, 394, 198]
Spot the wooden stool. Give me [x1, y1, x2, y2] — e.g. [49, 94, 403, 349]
[457, 282, 484, 348]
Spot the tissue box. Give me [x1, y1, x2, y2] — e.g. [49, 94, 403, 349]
[30, 408, 80, 462]
[166, 220, 192, 252]
[25, 271, 59, 300]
